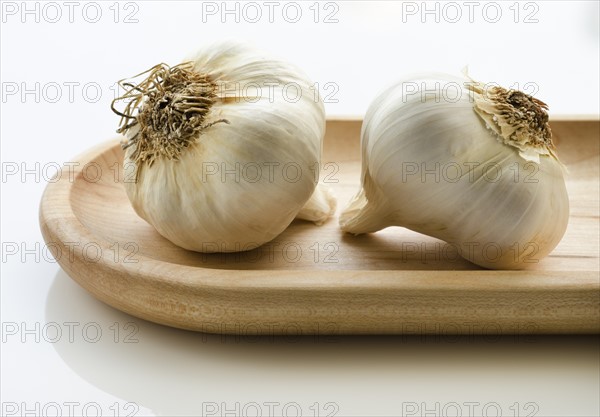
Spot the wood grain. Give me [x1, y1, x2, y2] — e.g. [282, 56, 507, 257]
[39, 120, 600, 334]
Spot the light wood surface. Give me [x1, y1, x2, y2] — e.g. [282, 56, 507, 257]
[39, 120, 600, 334]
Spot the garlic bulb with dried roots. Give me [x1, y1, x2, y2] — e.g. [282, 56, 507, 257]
[340, 74, 569, 269]
[112, 41, 335, 253]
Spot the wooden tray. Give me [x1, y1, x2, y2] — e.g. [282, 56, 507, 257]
[39, 120, 600, 334]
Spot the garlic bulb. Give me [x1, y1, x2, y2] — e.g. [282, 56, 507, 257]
[340, 73, 569, 269]
[112, 41, 335, 253]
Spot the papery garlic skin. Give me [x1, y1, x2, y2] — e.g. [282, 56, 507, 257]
[340, 74, 569, 269]
[118, 41, 334, 252]
[296, 183, 337, 225]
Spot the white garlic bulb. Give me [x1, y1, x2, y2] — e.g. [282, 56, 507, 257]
[340, 73, 569, 269]
[113, 41, 335, 253]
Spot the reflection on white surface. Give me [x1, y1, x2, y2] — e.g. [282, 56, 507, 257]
[45, 270, 599, 417]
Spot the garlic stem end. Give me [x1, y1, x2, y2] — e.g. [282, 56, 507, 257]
[339, 189, 387, 235]
[295, 183, 337, 226]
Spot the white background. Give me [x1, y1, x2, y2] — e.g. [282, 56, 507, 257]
[1, 1, 599, 416]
